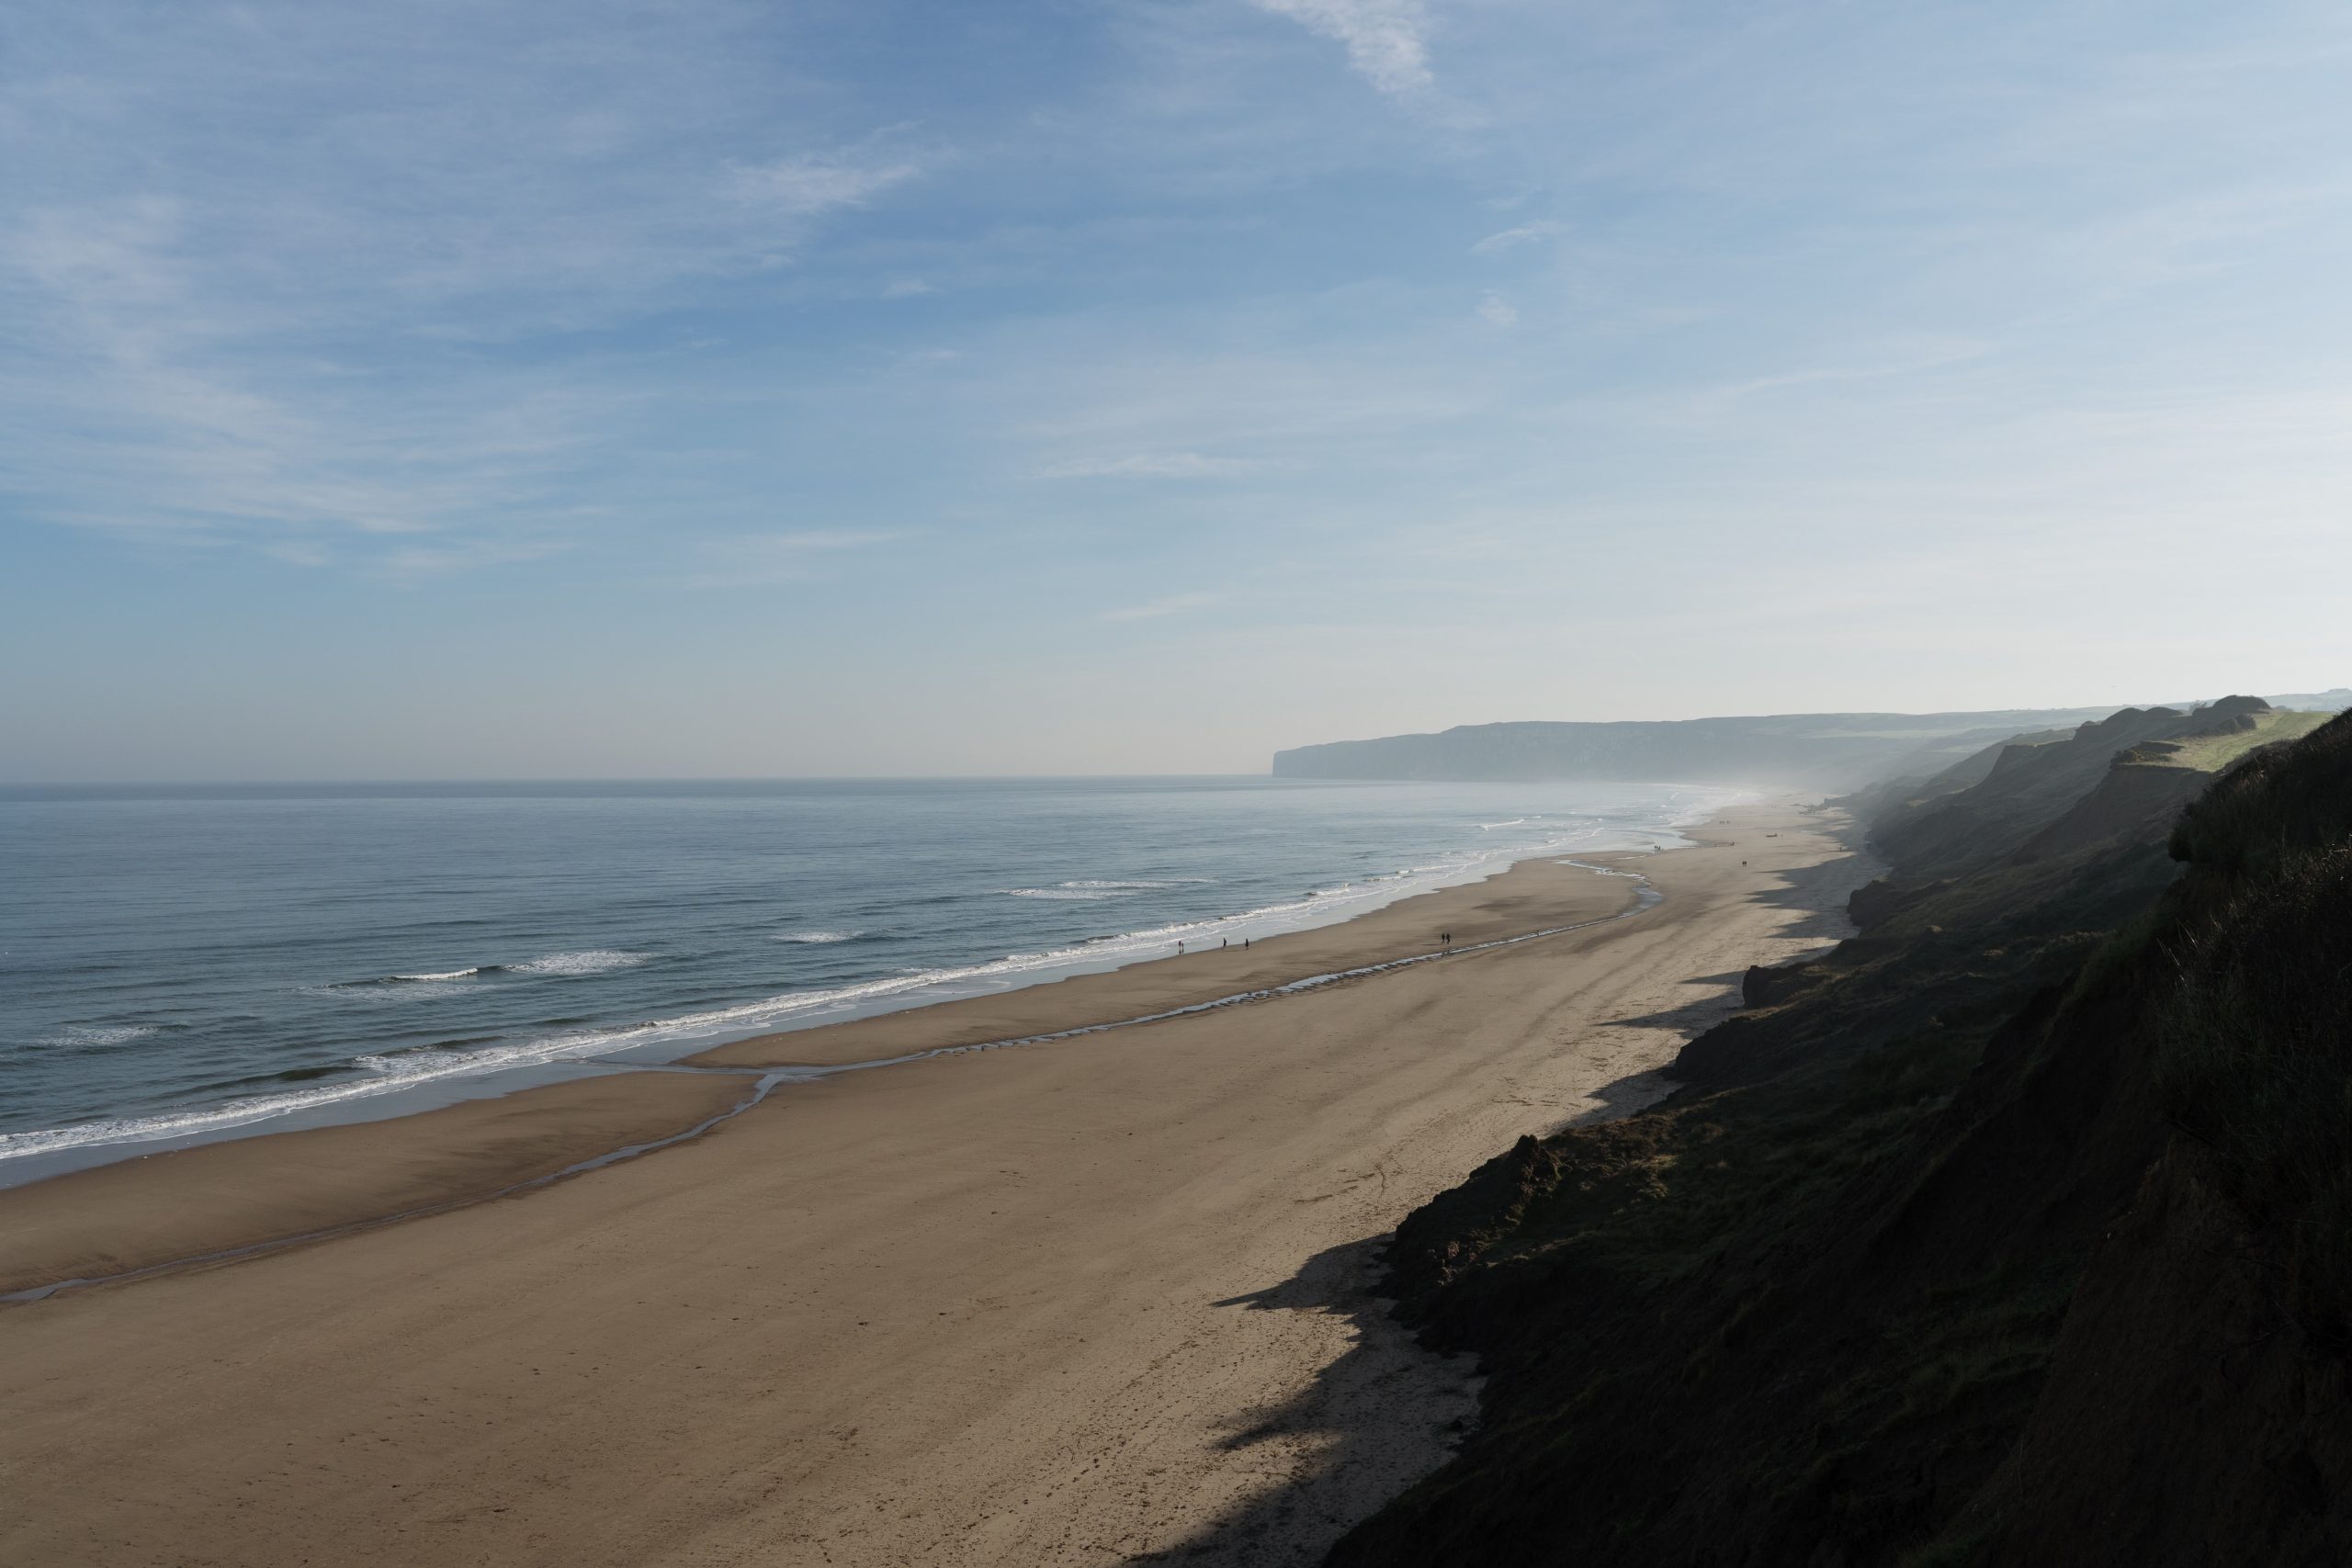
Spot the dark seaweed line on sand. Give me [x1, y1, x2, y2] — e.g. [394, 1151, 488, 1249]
[4, 860, 1659, 1306]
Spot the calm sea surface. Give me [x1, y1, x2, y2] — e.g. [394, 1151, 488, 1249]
[0, 777, 1736, 1182]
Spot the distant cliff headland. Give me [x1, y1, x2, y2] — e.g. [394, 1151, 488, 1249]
[1272, 694, 2352, 792]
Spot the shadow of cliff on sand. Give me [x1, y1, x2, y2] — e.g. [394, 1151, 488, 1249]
[1129, 1235, 1478, 1566]
[1551, 1064, 1679, 1133]
[1137, 818, 1881, 1562]
[1752, 812, 1882, 939]
[1136, 1072, 1677, 1565]
[1599, 968, 1752, 1038]
[1749, 845, 1881, 942]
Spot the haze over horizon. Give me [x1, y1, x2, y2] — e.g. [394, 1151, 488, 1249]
[6, 2, 2351, 780]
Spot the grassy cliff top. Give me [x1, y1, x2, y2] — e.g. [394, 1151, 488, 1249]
[2127, 708, 2332, 773]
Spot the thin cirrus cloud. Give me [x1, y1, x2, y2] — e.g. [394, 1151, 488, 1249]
[727, 151, 925, 217]
[682, 529, 905, 588]
[1247, 0, 1432, 96]
[0, 9, 928, 565]
[1470, 220, 1567, 255]
[7, 0, 2352, 778]
[1476, 291, 1518, 327]
[1101, 592, 1221, 622]
[1039, 453, 1262, 479]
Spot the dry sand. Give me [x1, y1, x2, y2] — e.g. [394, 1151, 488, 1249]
[0, 801, 1868, 1566]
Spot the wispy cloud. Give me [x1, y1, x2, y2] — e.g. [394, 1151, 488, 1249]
[728, 151, 922, 217]
[1471, 220, 1566, 254]
[682, 529, 902, 588]
[1102, 591, 1219, 621]
[1710, 339, 1992, 400]
[374, 536, 575, 579]
[0, 6, 934, 570]
[1248, 0, 1432, 96]
[0, 193, 628, 561]
[1476, 290, 1517, 326]
[1039, 452, 1261, 479]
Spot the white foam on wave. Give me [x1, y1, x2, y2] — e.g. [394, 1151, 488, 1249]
[323, 952, 647, 992]
[311, 974, 481, 1005]
[2, 791, 1756, 1167]
[0, 1049, 566, 1163]
[34, 1024, 160, 1050]
[778, 930, 865, 944]
[0, 867, 1422, 1163]
[508, 950, 649, 976]
[1006, 878, 1207, 901]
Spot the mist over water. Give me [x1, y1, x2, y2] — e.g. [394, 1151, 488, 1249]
[0, 777, 1737, 1173]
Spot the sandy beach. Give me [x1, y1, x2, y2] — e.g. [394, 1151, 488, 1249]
[0, 801, 1867, 1566]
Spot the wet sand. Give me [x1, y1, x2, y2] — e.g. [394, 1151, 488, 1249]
[0, 1070, 755, 1296]
[689, 848, 1649, 1069]
[0, 800, 1866, 1566]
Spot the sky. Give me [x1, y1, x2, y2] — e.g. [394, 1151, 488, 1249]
[4, 0, 2350, 779]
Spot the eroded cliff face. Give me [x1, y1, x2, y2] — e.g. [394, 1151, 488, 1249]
[1992, 1150, 2352, 1565]
[1328, 704, 2352, 1568]
[1862, 702, 2267, 882]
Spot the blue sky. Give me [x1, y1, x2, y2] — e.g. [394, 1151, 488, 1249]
[5, 0, 2349, 777]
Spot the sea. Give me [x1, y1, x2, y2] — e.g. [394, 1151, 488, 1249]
[0, 776, 1740, 1187]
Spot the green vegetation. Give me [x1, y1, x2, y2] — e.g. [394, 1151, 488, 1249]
[2133, 707, 2330, 772]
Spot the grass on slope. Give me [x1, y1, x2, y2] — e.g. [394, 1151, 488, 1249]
[2138, 709, 2330, 773]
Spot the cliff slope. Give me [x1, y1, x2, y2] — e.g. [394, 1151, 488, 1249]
[1326, 701, 2352, 1566]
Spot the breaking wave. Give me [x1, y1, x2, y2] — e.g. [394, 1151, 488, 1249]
[33, 1024, 161, 1050]
[0, 783, 1754, 1169]
[330, 951, 650, 988]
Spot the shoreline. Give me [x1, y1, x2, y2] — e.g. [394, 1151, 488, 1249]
[0, 850, 1657, 1297]
[685, 852, 1663, 1068]
[0, 796, 1729, 1187]
[0, 800, 1871, 1567]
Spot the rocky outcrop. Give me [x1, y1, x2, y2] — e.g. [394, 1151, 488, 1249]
[1740, 961, 1825, 1009]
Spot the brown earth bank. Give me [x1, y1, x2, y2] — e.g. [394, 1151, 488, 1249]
[0, 801, 1867, 1566]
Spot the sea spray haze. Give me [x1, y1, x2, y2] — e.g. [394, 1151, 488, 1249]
[0, 776, 1736, 1179]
